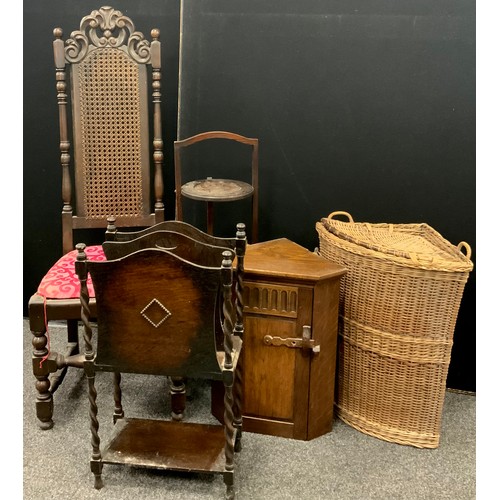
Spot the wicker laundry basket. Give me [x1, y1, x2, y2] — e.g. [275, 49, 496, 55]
[316, 211, 473, 448]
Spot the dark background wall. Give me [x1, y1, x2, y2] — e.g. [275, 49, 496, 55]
[24, 1, 475, 391]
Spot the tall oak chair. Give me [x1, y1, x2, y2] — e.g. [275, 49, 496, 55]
[76, 232, 245, 499]
[28, 6, 164, 429]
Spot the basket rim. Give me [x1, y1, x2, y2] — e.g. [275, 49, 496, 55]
[317, 217, 474, 273]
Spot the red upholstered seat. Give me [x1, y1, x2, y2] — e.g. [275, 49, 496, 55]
[37, 245, 106, 299]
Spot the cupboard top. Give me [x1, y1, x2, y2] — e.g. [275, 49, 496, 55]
[244, 238, 346, 282]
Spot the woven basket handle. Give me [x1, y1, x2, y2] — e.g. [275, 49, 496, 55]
[327, 211, 354, 223]
[457, 241, 472, 259]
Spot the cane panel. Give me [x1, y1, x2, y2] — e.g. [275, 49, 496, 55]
[72, 47, 150, 220]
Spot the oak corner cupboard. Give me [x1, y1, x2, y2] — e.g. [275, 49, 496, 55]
[214, 238, 346, 441]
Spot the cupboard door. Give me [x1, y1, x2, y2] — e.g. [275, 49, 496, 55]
[242, 281, 313, 439]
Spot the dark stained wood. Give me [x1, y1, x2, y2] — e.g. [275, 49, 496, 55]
[107, 218, 238, 249]
[102, 418, 227, 473]
[59, 6, 165, 252]
[105, 220, 247, 421]
[174, 131, 259, 243]
[29, 294, 97, 323]
[150, 29, 164, 223]
[102, 230, 234, 267]
[76, 224, 246, 496]
[29, 6, 166, 430]
[89, 249, 223, 378]
[29, 292, 95, 429]
[112, 372, 124, 424]
[170, 376, 186, 421]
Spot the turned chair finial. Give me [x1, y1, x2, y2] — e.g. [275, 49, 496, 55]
[105, 216, 117, 241]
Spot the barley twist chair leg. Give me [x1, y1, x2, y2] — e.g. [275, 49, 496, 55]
[87, 372, 103, 489]
[223, 379, 235, 499]
[225, 482, 235, 500]
[90, 460, 104, 490]
[233, 363, 243, 453]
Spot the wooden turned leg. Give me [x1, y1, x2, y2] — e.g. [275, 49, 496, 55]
[170, 376, 186, 420]
[35, 378, 53, 430]
[113, 372, 124, 424]
[32, 328, 54, 430]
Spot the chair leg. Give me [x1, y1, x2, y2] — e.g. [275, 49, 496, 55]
[233, 364, 243, 453]
[223, 380, 235, 499]
[113, 372, 124, 424]
[224, 473, 235, 500]
[31, 325, 54, 430]
[170, 376, 186, 420]
[87, 371, 103, 489]
[90, 460, 104, 490]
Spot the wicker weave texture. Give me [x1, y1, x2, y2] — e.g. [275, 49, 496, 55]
[316, 211, 473, 448]
[77, 48, 145, 219]
[317, 223, 470, 340]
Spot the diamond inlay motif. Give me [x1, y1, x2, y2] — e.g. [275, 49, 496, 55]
[140, 299, 172, 328]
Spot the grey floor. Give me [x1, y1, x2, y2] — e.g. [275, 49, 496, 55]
[23, 319, 476, 499]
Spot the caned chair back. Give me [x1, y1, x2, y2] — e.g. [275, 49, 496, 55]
[53, 6, 164, 253]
